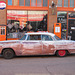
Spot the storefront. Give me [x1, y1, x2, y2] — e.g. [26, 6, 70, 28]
[57, 0, 75, 40]
[6, 0, 49, 40]
[0, 0, 75, 41]
[7, 10, 48, 39]
[0, 0, 50, 40]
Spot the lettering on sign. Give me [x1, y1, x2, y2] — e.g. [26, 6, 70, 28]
[0, 1, 6, 10]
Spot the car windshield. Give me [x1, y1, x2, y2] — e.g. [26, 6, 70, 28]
[20, 35, 26, 40]
[54, 35, 61, 40]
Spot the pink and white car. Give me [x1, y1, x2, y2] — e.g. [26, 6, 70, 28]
[0, 32, 75, 59]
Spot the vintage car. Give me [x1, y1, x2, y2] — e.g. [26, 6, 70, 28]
[0, 32, 75, 59]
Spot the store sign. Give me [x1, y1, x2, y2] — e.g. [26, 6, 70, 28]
[0, 1, 6, 10]
[55, 27, 60, 33]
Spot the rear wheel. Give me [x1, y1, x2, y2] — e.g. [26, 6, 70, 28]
[56, 50, 67, 57]
[3, 49, 15, 59]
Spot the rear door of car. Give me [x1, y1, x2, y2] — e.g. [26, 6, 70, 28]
[21, 34, 42, 55]
[41, 34, 55, 55]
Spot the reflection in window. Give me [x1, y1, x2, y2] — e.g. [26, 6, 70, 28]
[37, 0, 42, 7]
[13, 0, 18, 6]
[19, 0, 24, 6]
[54, 35, 61, 40]
[31, 0, 36, 6]
[25, 0, 30, 6]
[57, 12, 67, 39]
[58, 0, 62, 7]
[8, 0, 12, 5]
[20, 35, 26, 40]
[28, 35, 41, 40]
[28, 11, 48, 31]
[70, 0, 74, 7]
[42, 35, 53, 41]
[69, 12, 75, 18]
[64, 0, 68, 7]
[43, 0, 48, 7]
[7, 10, 48, 39]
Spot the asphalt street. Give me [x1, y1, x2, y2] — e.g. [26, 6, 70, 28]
[0, 54, 75, 75]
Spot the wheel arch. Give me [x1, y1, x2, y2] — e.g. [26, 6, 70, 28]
[55, 49, 70, 54]
[1, 48, 16, 55]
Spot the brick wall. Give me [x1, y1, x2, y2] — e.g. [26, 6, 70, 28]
[48, 0, 57, 33]
[0, 0, 6, 25]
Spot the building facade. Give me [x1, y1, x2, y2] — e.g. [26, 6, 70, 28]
[0, 0, 75, 40]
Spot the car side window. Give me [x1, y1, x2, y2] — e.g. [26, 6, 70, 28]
[20, 35, 26, 40]
[42, 35, 53, 41]
[27, 35, 41, 40]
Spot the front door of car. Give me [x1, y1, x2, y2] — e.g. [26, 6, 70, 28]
[41, 35, 55, 54]
[21, 35, 42, 55]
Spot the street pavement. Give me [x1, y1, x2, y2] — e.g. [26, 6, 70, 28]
[0, 54, 75, 75]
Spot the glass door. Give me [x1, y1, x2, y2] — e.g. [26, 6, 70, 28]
[68, 19, 75, 40]
[68, 12, 75, 40]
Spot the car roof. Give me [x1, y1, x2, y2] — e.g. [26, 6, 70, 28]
[25, 32, 55, 37]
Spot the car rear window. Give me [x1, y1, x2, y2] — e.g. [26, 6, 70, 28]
[54, 35, 61, 40]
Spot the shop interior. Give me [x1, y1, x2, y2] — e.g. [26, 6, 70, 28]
[57, 12, 67, 39]
[7, 10, 48, 39]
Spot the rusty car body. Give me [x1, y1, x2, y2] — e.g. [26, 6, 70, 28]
[0, 32, 75, 59]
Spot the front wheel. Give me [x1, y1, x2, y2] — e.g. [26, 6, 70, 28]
[3, 49, 15, 59]
[56, 50, 67, 57]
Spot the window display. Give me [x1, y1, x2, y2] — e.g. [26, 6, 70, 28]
[28, 11, 48, 31]
[7, 10, 48, 39]
[68, 12, 75, 18]
[68, 19, 75, 40]
[57, 12, 67, 39]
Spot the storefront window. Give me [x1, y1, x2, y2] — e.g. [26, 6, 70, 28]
[37, 0, 42, 7]
[28, 11, 48, 31]
[43, 0, 48, 7]
[57, 12, 67, 39]
[68, 12, 75, 18]
[25, 0, 30, 6]
[8, 0, 12, 5]
[57, 0, 62, 7]
[13, 0, 18, 6]
[7, 10, 48, 38]
[64, 0, 68, 7]
[31, 0, 36, 6]
[19, 0, 24, 6]
[7, 10, 27, 38]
